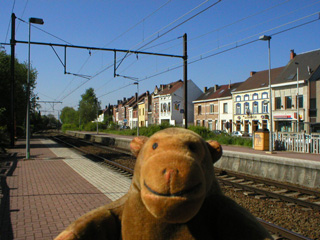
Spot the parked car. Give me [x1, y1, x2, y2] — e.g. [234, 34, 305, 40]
[231, 131, 243, 137]
[212, 130, 223, 135]
[231, 131, 251, 137]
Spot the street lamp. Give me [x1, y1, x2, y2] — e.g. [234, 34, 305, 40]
[134, 81, 140, 136]
[295, 62, 299, 132]
[259, 35, 273, 153]
[26, 17, 44, 159]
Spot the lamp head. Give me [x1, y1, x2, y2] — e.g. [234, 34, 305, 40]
[29, 17, 44, 25]
[259, 35, 271, 41]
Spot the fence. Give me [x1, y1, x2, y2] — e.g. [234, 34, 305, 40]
[274, 132, 320, 154]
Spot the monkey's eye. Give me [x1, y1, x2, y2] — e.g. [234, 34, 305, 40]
[152, 143, 158, 150]
[188, 143, 197, 153]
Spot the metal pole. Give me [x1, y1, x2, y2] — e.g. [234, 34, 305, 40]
[10, 13, 16, 147]
[183, 33, 188, 129]
[296, 65, 299, 132]
[268, 39, 273, 153]
[26, 21, 31, 159]
[96, 110, 99, 134]
[136, 82, 140, 136]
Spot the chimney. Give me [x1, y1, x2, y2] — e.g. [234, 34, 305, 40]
[160, 84, 164, 91]
[146, 91, 149, 96]
[290, 49, 296, 60]
[228, 80, 231, 89]
[204, 87, 207, 93]
[135, 92, 138, 101]
[123, 97, 126, 102]
[250, 71, 256, 77]
[214, 84, 218, 92]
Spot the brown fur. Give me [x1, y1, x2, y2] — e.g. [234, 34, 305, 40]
[55, 128, 272, 240]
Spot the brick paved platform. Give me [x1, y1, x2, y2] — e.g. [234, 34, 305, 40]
[0, 136, 131, 240]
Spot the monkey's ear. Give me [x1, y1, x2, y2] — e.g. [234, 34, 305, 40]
[206, 140, 223, 163]
[130, 136, 149, 157]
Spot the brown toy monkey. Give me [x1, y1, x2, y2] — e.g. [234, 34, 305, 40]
[55, 128, 272, 240]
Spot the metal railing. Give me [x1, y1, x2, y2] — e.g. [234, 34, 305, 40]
[274, 132, 320, 154]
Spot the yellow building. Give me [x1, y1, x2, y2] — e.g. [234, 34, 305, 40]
[138, 101, 145, 127]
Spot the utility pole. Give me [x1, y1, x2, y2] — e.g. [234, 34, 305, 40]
[10, 13, 16, 147]
[183, 33, 188, 129]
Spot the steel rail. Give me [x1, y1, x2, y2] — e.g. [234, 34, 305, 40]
[218, 177, 320, 211]
[50, 136, 134, 174]
[258, 219, 313, 240]
[215, 168, 320, 198]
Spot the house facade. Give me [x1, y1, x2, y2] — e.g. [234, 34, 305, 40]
[193, 83, 242, 133]
[232, 68, 285, 135]
[272, 49, 320, 133]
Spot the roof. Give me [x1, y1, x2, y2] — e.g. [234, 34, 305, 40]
[234, 67, 285, 92]
[273, 49, 320, 85]
[155, 80, 183, 96]
[195, 82, 243, 101]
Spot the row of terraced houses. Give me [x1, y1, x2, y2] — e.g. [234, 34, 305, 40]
[100, 49, 320, 135]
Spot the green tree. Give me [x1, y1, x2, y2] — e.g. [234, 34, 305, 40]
[60, 107, 79, 125]
[0, 50, 37, 137]
[78, 88, 100, 124]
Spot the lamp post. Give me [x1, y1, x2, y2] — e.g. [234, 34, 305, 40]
[259, 35, 273, 153]
[134, 81, 140, 136]
[295, 62, 299, 132]
[26, 17, 44, 159]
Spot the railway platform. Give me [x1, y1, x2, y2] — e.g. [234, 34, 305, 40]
[0, 136, 131, 240]
[68, 131, 320, 189]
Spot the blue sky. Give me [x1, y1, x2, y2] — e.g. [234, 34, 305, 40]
[1, 0, 320, 118]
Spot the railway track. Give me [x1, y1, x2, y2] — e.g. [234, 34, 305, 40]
[50, 133, 316, 240]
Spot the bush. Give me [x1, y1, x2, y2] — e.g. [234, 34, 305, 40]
[61, 123, 78, 132]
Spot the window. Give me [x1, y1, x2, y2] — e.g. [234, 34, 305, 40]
[252, 93, 258, 100]
[210, 104, 214, 113]
[198, 105, 202, 115]
[297, 95, 303, 108]
[236, 96, 241, 102]
[168, 103, 171, 112]
[275, 97, 281, 110]
[244, 94, 249, 101]
[223, 103, 228, 113]
[244, 103, 249, 114]
[262, 101, 268, 113]
[262, 92, 268, 99]
[253, 102, 258, 114]
[236, 103, 241, 114]
[196, 120, 200, 126]
[285, 96, 292, 109]
[310, 98, 316, 117]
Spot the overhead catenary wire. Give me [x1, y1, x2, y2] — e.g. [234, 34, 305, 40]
[135, 12, 320, 83]
[57, 0, 174, 101]
[96, 9, 320, 101]
[4, 0, 16, 43]
[16, 0, 29, 32]
[107, 0, 307, 83]
[116, 0, 221, 68]
[53, 1, 222, 102]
